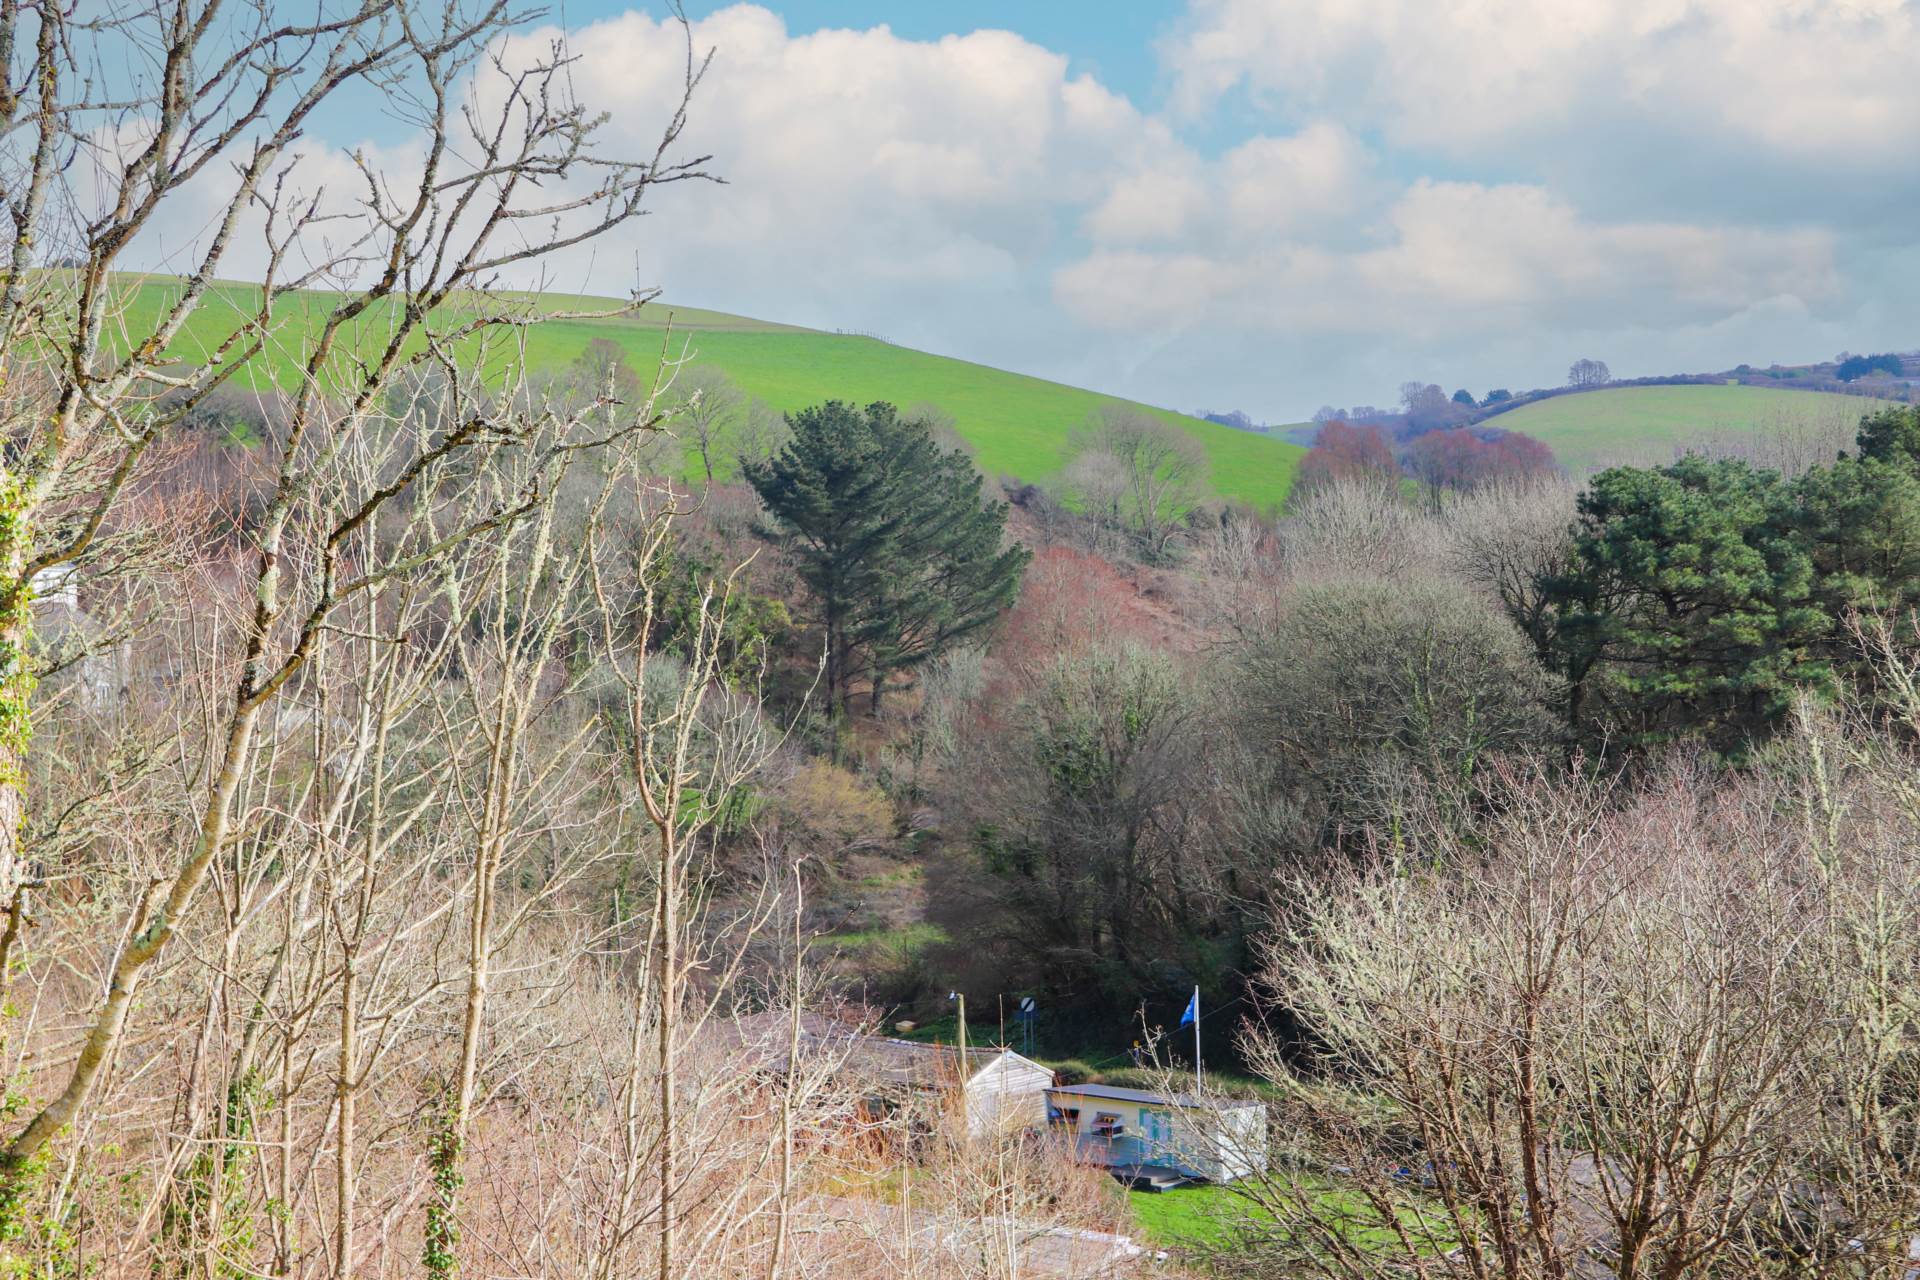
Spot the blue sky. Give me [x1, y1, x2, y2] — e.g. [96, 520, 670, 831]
[610, 2, 1178, 104]
[140, 1, 1920, 421]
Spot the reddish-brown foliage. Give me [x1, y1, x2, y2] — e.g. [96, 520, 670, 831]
[992, 546, 1179, 671]
[1405, 428, 1558, 491]
[1295, 420, 1398, 496]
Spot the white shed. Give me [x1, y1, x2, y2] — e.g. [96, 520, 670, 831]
[838, 1039, 1054, 1139]
[957, 1047, 1057, 1138]
[1045, 1083, 1267, 1183]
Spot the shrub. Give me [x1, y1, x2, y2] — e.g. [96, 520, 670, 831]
[1048, 1059, 1096, 1086]
[1235, 574, 1560, 836]
[773, 759, 895, 858]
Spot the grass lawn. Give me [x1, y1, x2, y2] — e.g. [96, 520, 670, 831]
[1128, 1183, 1249, 1250]
[1496, 384, 1893, 472]
[106, 277, 1304, 510]
[1129, 1178, 1462, 1259]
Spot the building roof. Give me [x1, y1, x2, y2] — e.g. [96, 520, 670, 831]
[1046, 1082, 1263, 1113]
[717, 1010, 1043, 1089]
[844, 1038, 1016, 1089]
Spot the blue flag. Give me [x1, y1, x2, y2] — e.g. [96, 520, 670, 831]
[1179, 988, 1198, 1028]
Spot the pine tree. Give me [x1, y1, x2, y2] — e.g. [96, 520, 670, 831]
[1784, 455, 1920, 618]
[1547, 456, 1827, 751]
[744, 401, 1028, 718]
[1546, 418, 1920, 752]
[1855, 404, 1920, 469]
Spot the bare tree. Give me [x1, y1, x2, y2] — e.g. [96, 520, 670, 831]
[1232, 721, 1920, 1279]
[1276, 472, 1427, 582]
[1397, 381, 1443, 414]
[1064, 408, 1207, 561]
[1231, 573, 1559, 841]
[0, 0, 715, 1219]
[1059, 447, 1132, 558]
[586, 460, 799, 1279]
[661, 365, 743, 486]
[1568, 357, 1612, 388]
[1437, 475, 1580, 661]
[0, 10, 1137, 1277]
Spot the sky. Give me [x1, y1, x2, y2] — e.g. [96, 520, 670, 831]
[132, 0, 1920, 422]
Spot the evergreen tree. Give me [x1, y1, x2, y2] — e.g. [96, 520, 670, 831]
[744, 401, 1028, 718]
[1544, 411, 1920, 753]
[1784, 455, 1920, 619]
[1855, 404, 1920, 469]
[1547, 456, 1827, 751]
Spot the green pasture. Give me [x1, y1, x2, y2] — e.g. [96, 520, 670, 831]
[1496, 384, 1893, 471]
[107, 277, 1303, 509]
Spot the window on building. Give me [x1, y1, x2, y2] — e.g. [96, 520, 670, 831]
[1091, 1112, 1125, 1138]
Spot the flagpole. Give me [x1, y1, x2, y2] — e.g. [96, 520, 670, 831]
[1193, 985, 1202, 1093]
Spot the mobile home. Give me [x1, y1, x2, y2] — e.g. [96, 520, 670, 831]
[1045, 1083, 1267, 1184]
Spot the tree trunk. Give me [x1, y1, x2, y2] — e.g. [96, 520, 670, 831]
[336, 959, 358, 1280]
[827, 612, 845, 721]
[0, 540, 34, 907]
[655, 820, 678, 1280]
[1, 695, 264, 1182]
[768, 867, 803, 1280]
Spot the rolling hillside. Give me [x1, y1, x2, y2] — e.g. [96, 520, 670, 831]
[1494, 384, 1893, 472]
[122, 280, 1304, 509]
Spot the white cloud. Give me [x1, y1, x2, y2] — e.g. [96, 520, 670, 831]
[1083, 168, 1209, 245]
[1081, 121, 1373, 248]
[1054, 180, 1839, 339]
[483, 5, 1171, 320]
[65, 119, 427, 290]
[478, 4, 1867, 413]
[1220, 124, 1373, 239]
[1165, 0, 1920, 161]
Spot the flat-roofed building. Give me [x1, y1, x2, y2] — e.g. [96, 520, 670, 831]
[1045, 1082, 1267, 1185]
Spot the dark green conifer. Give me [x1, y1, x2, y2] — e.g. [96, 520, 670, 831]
[744, 401, 1027, 717]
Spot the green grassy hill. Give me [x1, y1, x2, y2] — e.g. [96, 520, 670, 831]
[1495, 385, 1893, 472]
[124, 280, 1304, 509]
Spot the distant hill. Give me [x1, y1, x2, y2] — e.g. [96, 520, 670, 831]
[1493, 385, 1897, 472]
[122, 280, 1304, 510]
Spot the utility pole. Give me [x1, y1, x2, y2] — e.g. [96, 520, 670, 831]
[953, 993, 969, 1136]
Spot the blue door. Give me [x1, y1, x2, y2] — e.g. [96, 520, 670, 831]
[1141, 1108, 1172, 1159]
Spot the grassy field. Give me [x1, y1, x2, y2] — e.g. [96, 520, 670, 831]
[815, 921, 949, 960]
[113, 278, 1305, 509]
[1496, 384, 1892, 472]
[1129, 1184, 1248, 1250]
[1128, 1177, 1457, 1256]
